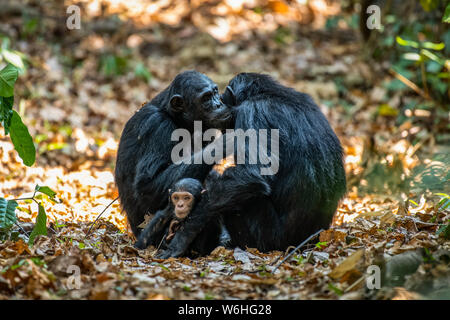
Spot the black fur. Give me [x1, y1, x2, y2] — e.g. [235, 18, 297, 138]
[115, 71, 232, 237]
[135, 178, 221, 258]
[209, 73, 347, 251]
[156, 73, 346, 257]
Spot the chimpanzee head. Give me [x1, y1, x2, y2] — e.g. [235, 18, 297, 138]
[221, 73, 280, 107]
[166, 71, 232, 130]
[168, 178, 205, 219]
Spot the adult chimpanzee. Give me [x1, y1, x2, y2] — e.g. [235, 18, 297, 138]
[155, 72, 346, 257]
[135, 178, 222, 257]
[210, 73, 346, 251]
[115, 71, 232, 238]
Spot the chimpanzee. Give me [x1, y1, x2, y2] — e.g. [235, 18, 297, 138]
[155, 73, 346, 257]
[115, 71, 232, 238]
[135, 178, 221, 257]
[212, 73, 346, 251]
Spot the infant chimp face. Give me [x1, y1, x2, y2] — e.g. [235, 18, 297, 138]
[171, 191, 194, 219]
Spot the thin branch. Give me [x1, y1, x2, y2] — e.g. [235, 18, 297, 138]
[389, 68, 430, 100]
[14, 221, 30, 237]
[271, 229, 323, 273]
[85, 197, 119, 238]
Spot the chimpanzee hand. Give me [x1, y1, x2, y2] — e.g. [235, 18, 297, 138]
[135, 209, 171, 250]
[154, 227, 194, 258]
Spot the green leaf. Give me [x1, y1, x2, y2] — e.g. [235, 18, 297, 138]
[443, 3, 450, 23]
[28, 204, 47, 245]
[9, 110, 36, 166]
[328, 283, 343, 296]
[2, 50, 26, 70]
[421, 49, 446, 65]
[0, 64, 19, 97]
[0, 198, 18, 230]
[378, 104, 399, 117]
[0, 95, 14, 134]
[35, 185, 57, 200]
[436, 223, 450, 239]
[420, 0, 439, 12]
[396, 36, 419, 49]
[315, 241, 328, 249]
[134, 63, 152, 82]
[422, 41, 445, 51]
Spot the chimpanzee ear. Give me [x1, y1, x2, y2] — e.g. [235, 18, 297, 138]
[169, 94, 184, 113]
[223, 86, 237, 106]
[201, 189, 207, 194]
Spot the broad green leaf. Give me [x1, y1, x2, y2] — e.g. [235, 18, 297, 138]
[443, 3, 450, 23]
[35, 185, 57, 200]
[0, 198, 18, 230]
[0, 64, 19, 97]
[9, 110, 36, 166]
[0, 95, 14, 134]
[28, 204, 47, 245]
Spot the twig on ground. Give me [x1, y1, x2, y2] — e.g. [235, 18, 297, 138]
[85, 197, 119, 238]
[271, 229, 323, 273]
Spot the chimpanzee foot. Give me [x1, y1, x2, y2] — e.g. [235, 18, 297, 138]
[155, 248, 184, 259]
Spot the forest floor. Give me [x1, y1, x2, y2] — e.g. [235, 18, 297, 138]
[0, 0, 449, 299]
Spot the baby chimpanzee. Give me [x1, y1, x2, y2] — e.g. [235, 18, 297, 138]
[135, 178, 222, 258]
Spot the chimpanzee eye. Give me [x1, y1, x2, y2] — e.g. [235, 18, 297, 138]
[174, 196, 178, 201]
[184, 196, 190, 201]
[201, 92, 213, 103]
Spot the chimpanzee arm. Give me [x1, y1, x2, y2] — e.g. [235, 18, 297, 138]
[134, 125, 235, 210]
[205, 165, 272, 215]
[135, 207, 172, 249]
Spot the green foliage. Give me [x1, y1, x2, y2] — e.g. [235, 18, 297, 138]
[328, 283, 343, 296]
[35, 185, 57, 202]
[395, 35, 449, 104]
[0, 95, 14, 134]
[100, 53, 128, 77]
[0, 37, 26, 72]
[0, 63, 18, 97]
[437, 223, 450, 239]
[0, 198, 18, 230]
[315, 241, 328, 249]
[436, 193, 450, 210]
[444, 4, 450, 23]
[0, 64, 36, 166]
[100, 52, 152, 83]
[0, 185, 56, 244]
[9, 110, 36, 166]
[436, 193, 450, 240]
[134, 62, 152, 82]
[28, 204, 47, 245]
[420, 0, 440, 12]
[354, 1, 449, 107]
